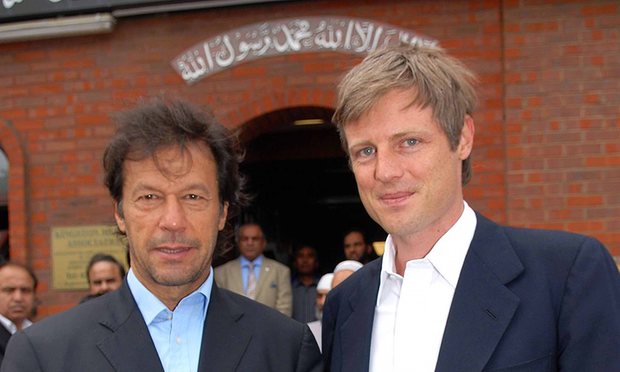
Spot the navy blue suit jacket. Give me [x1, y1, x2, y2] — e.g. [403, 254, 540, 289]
[323, 213, 620, 371]
[1, 281, 322, 372]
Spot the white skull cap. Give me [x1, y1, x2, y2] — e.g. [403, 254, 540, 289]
[333, 260, 363, 273]
[317, 273, 334, 292]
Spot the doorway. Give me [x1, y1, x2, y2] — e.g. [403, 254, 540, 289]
[237, 106, 385, 273]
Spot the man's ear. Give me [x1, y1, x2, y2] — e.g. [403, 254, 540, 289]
[458, 115, 475, 160]
[114, 202, 126, 233]
[218, 202, 229, 231]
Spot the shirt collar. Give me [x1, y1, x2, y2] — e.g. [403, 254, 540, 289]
[240, 254, 263, 268]
[127, 267, 213, 325]
[426, 202, 477, 287]
[380, 201, 477, 287]
[21, 318, 32, 330]
[381, 234, 398, 278]
[0, 313, 31, 334]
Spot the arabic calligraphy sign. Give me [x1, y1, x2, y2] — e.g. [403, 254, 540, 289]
[171, 16, 437, 84]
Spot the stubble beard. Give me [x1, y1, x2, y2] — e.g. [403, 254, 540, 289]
[130, 235, 213, 288]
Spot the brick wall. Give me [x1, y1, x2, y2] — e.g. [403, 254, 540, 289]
[503, 1, 619, 246]
[0, 0, 617, 317]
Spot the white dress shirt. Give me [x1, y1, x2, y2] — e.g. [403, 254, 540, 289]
[0, 313, 32, 334]
[369, 202, 477, 372]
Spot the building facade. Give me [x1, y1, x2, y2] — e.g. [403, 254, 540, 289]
[1, 0, 618, 317]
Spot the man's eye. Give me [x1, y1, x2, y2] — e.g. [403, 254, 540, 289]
[186, 194, 201, 200]
[359, 147, 375, 157]
[143, 194, 157, 200]
[404, 138, 418, 147]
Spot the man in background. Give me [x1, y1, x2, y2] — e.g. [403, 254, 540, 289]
[343, 229, 374, 264]
[215, 223, 293, 316]
[307, 273, 332, 352]
[0, 262, 36, 367]
[291, 245, 320, 323]
[313, 273, 333, 322]
[309, 260, 362, 351]
[80, 253, 126, 303]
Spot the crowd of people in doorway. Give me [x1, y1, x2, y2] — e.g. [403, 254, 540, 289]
[0, 43, 618, 372]
[212, 222, 373, 349]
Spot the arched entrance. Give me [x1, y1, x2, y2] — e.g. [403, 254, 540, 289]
[0, 120, 29, 265]
[236, 106, 384, 273]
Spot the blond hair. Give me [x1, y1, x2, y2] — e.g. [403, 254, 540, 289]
[332, 44, 477, 184]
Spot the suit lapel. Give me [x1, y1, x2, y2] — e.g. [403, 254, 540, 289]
[256, 258, 273, 298]
[340, 259, 381, 372]
[97, 282, 164, 372]
[435, 214, 523, 372]
[199, 284, 251, 371]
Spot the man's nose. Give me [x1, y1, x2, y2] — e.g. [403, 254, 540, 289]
[159, 196, 188, 231]
[11, 289, 25, 301]
[374, 148, 404, 182]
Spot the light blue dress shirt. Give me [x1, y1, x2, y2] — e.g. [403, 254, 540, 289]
[127, 268, 212, 372]
[240, 255, 263, 292]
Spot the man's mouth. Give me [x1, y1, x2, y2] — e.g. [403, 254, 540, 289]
[379, 191, 413, 205]
[153, 245, 194, 259]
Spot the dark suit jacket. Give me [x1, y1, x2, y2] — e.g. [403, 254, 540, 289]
[1, 281, 322, 372]
[0, 324, 10, 367]
[323, 213, 620, 371]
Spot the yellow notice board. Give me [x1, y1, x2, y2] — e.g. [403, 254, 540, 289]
[51, 225, 127, 290]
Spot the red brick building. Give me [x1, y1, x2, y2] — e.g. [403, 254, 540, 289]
[0, 0, 618, 318]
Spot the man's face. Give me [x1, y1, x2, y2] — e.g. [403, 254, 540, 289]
[344, 88, 473, 240]
[343, 231, 368, 261]
[315, 289, 328, 312]
[238, 224, 266, 261]
[294, 246, 318, 275]
[88, 261, 123, 296]
[0, 266, 35, 326]
[114, 143, 228, 299]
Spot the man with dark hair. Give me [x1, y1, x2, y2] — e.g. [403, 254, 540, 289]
[291, 245, 320, 323]
[80, 253, 126, 303]
[342, 229, 373, 264]
[2, 99, 321, 372]
[322, 44, 620, 371]
[0, 262, 37, 367]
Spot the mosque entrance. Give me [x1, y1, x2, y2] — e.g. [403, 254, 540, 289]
[236, 106, 384, 273]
